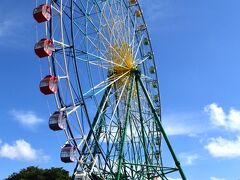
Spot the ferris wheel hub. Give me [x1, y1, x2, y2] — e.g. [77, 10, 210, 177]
[108, 42, 137, 75]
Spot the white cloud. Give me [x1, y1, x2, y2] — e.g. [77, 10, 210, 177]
[0, 139, 49, 162]
[205, 136, 240, 158]
[10, 109, 44, 127]
[164, 124, 198, 136]
[179, 153, 199, 165]
[204, 103, 240, 132]
[204, 103, 226, 126]
[162, 112, 206, 136]
[210, 177, 225, 180]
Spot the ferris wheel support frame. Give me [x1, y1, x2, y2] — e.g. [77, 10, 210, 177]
[135, 74, 150, 179]
[72, 85, 113, 179]
[71, 69, 187, 180]
[137, 72, 187, 180]
[116, 75, 134, 180]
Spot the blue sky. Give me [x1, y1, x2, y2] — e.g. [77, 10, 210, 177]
[0, 0, 240, 180]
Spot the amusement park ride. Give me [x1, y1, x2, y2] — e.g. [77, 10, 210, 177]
[33, 0, 187, 179]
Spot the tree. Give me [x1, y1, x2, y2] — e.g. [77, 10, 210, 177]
[6, 166, 71, 180]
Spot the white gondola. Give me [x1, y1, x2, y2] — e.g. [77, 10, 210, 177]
[49, 111, 66, 131]
[60, 143, 75, 163]
[75, 171, 91, 180]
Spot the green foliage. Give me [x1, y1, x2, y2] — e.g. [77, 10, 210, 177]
[6, 166, 71, 180]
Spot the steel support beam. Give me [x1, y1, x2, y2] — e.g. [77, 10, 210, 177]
[116, 76, 134, 180]
[136, 73, 187, 180]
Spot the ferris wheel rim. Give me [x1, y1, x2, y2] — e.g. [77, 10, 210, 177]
[42, 0, 164, 178]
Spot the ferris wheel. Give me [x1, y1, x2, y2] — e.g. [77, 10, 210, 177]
[33, 0, 186, 179]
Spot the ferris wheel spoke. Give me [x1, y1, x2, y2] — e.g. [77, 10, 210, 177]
[101, 6, 119, 46]
[72, 4, 120, 61]
[70, 13, 128, 69]
[88, 61, 112, 70]
[98, 3, 132, 66]
[140, 74, 154, 81]
[130, 14, 137, 49]
[100, 76, 130, 144]
[136, 56, 149, 66]
[133, 34, 144, 61]
[83, 71, 129, 98]
[110, 1, 126, 45]
[116, 0, 129, 44]
[118, 0, 131, 45]
[84, 51, 128, 69]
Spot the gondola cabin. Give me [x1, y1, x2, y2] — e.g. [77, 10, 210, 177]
[75, 172, 91, 180]
[149, 66, 156, 74]
[34, 38, 54, 58]
[33, 4, 51, 23]
[156, 150, 160, 159]
[136, 24, 146, 32]
[39, 75, 58, 95]
[155, 137, 161, 145]
[135, 10, 142, 17]
[60, 143, 75, 163]
[143, 38, 150, 45]
[147, 52, 153, 59]
[156, 124, 161, 132]
[153, 95, 159, 103]
[152, 80, 158, 88]
[49, 111, 66, 131]
[129, 0, 137, 5]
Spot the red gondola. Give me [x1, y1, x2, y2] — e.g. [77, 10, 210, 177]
[39, 75, 58, 95]
[33, 4, 51, 23]
[60, 143, 75, 163]
[49, 111, 66, 131]
[34, 38, 54, 58]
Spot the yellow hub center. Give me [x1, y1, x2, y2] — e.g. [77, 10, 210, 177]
[107, 42, 137, 99]
[108, 42, 135, 74]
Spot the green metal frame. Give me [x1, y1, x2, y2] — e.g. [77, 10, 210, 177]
[116, 76, 134, 180]
[136, 72, 187, 180]
[72, 85, 113, 179]
[135, 75, 150, 179]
